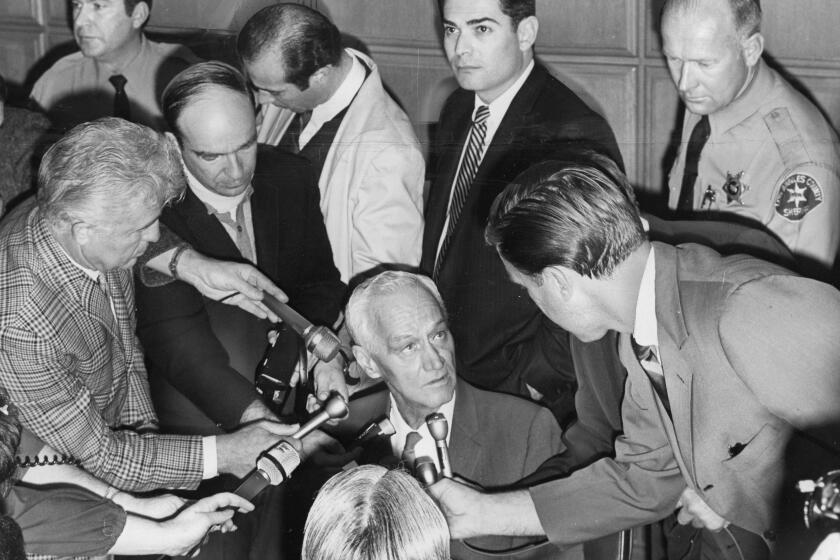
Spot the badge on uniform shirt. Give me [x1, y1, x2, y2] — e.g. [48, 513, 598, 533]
[775, 173, 824, 221]
[722, 171, 749, 204]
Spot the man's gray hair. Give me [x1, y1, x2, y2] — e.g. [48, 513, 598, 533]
[345, 271, 446, 352]
[302, 465, 450, 560]
[37, 117, 184, 227]
[662, 0, 762, 37]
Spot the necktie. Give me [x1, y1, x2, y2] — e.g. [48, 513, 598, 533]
[212, 197, 255, 263]
[632, 340, 671, 416]
[676, 115, 710, 212]
[434, 105, 490, 281]
[279, 110, 313, 154]
[108, 74, 131, 120]
[401, 431, 422, 473]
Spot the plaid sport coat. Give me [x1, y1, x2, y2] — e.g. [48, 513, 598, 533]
[0, 203, 203, 491]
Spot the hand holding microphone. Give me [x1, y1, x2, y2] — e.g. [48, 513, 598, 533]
[426, 412, 453, 478]
[261, 292, 342, 362]
[235, 393, 349, 501]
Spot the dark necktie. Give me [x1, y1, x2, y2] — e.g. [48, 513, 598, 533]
[108, 74, 131, 120]
[212, 195, 255, 263]
[434, 105, 490, 281]
[279, 110, 313, 154]
[632, 339, 671, 416]
[676, 115, 710, 212]
[400, 431, 422, 474]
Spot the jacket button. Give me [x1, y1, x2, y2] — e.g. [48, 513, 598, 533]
[763, 530, 777, 541]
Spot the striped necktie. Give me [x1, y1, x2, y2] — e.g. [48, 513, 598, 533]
[434, 105, 490, 281]
[632, 339, 671, 416]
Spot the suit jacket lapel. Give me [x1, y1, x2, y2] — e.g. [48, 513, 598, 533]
[181, 187, 243, 261]
[652, 243, 697, 482]
[250, 170, 279, 276]
[450, 379, 482, 478]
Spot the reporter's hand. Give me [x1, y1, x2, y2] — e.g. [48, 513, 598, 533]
[309, 358, 349, 403]
[112, 492, 185, 519]
[177, 250, 287, 321]
[161, 492, 254, 556]
[428, 476, 487, 539]
[299, 429, 359, 468]
[675, 487, 729, 531]
[217, 420, 300, 478]
[812, 532, 840, 560]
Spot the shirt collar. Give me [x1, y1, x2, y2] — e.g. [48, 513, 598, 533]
[388, 389, 456, 441]
[183, 162, 252, 216]
[309, 48, 366, 129]
[473, 59, 535, 125]
[708, 58, 771, 135]
[56, 240, 100, 282]
[632, 245, 658, 348]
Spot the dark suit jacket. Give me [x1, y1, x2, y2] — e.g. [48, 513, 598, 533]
[420, 63, 623, 419]
[530, 242, 840, 548]
[339, 378, 567, 558]
[135, 147, 344, 434]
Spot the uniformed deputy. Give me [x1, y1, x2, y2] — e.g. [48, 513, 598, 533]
[662, 0, 840, 280]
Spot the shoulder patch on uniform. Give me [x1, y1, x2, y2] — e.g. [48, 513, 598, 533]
[775, 173, 823, 221]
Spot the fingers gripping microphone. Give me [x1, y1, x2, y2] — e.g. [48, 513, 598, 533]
[262, 292, 341, 362]
[235, 394, 349, 501]
[426, 413, 453, 478]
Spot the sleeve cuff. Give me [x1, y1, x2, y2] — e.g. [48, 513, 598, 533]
[202, 436, 218, 479]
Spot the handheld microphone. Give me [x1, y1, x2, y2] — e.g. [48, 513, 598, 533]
[415, 456, 440, 487]
[235, 393, 350, 501]
[352, 416, 396, 448]
[262, 292, 341, 362]
[426, 412, 453, 478]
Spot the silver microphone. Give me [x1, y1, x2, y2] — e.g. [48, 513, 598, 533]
[415, 456, 440, 487]
[235, 393, 349, 501]
[426, 412, 453, 478]
[262, 292, 341, 362]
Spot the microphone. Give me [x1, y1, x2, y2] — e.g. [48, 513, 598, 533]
[262, 292, 341, 362]
[235, 393, 350, 501]
[415, 456, 439, 487]
[426, 412, 453, 478]
[352, 416, 396, 448]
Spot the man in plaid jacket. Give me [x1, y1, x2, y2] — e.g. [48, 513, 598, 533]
[0, 117, 305, 493]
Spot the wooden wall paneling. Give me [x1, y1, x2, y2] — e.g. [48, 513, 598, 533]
[365, 45, 455, 157]
[45, 0, 68, 26]
[0, 0, 42, 27]
[318, 0, 442, 49]
[0, 29, 43, 85]
[642, 65, 681, 195]
[536, 0, 637, 57]
[542, 59, 639, 182]
[758, 2, 840, 64]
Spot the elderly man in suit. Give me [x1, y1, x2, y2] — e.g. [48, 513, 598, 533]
[431, 159, 840, 560]
[421, 0, 623, 422]
[238, 3, 424, 283]
[344, 270, 574, 559]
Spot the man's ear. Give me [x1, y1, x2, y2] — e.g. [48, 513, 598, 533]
[130, 1, 150, 29]
[71, 220, 95, 247]
[308, 66, 330, 89]
[543, 265, 573, 301]
[516, 15, 539, 53]
[741, 31, 764, 67]
[352, 345, 382, 380]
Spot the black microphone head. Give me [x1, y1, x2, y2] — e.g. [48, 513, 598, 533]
[353, 416, 395, 447]
[426, 412, 449, 442]
[414, 456, 439, 487]
[306, 325, 341, 362]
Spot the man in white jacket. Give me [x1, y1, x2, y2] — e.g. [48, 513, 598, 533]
[238, 3, 424, 283]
